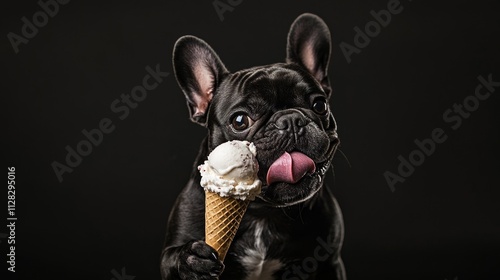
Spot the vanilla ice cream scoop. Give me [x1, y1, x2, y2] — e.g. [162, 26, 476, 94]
[199, 140, 261, 200]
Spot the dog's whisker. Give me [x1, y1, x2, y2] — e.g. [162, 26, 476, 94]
[297, 204, 304, 224]
[337, 148, 352, 168]
[281, 207, 294, 221]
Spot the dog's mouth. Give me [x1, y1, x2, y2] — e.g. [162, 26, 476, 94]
[256, 151, 332, 207]
[251, 126, 339, 207]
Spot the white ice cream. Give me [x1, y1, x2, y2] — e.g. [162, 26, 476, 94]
[199, 140, 262, 200]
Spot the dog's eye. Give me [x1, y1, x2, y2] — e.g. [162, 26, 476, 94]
[231, 114, 253, 131]
[312, 98, 328, 115]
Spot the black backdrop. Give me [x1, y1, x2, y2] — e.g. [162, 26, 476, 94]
[3, 0, 499, 279]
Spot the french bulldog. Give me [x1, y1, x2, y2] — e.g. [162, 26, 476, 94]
[161, 13, 346, 280]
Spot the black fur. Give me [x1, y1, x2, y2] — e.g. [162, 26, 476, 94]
[161, 13, 346, 280]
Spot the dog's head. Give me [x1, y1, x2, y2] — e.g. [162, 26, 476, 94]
[173, 13, 339, 207]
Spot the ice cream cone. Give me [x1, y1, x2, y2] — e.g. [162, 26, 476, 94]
[199, 140, 261, 262]
[205, 190, 250, 261]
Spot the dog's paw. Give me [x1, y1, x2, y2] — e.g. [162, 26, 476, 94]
[178, 240, 224, 279]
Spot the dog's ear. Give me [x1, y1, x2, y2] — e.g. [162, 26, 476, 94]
[286, 13, 332, 94]
[173, 35, 229, 125]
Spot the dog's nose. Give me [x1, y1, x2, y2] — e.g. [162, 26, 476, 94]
[275, 112, 307, 136]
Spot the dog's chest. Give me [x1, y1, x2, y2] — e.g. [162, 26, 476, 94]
[237, 221, 282, 280]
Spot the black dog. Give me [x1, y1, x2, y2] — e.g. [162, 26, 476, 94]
[161, 13, 345, 280]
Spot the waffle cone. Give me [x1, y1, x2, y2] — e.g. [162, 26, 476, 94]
[205, 190, 250, 261]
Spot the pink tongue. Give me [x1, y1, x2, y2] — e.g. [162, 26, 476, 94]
[266, 152, 316, 185]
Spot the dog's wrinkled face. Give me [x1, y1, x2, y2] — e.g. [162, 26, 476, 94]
[173, 14, 339, 206]
[208, 64, 339, 206]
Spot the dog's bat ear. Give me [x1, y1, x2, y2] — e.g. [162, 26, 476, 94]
[286, 13, 332, 95]
[173, 35, 229, 125]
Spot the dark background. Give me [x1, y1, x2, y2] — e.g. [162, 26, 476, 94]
[3, 0, 499, 279]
